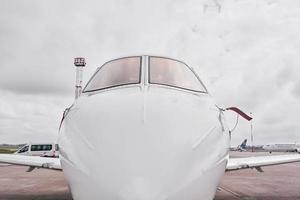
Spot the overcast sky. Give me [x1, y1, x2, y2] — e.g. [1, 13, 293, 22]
[0, 0, 299, 145]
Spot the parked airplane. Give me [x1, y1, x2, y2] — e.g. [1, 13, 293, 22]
[1, 55, 300, 200]
[236, 139, 248, 152]
[263, 143, 300, 153]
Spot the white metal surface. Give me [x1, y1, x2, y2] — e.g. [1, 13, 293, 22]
[226, 154, 300, 171]
[0, 154, 61, 170]
[59, 85, 229, 199]
[59, 55, 230, 199]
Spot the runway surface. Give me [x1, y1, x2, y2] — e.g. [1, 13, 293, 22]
[215, 151, 300, 200]
[0, 151, 299, 200]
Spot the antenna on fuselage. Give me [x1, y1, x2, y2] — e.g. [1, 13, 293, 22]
[74, 57, 86, 99]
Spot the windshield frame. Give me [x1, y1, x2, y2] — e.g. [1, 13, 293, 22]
[148, 56, 208, 93]
[82, 56, 142, 93]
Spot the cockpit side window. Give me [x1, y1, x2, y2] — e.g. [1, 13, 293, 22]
[18, 145, 29, 153]
[83, 56, 141, 92]
[149, 57, 207, 92]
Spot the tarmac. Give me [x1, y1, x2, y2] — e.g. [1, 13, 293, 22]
[0, 151, 299, 200]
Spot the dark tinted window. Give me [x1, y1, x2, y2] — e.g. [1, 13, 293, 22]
[84, 57, 141, 92]
[43, 145, 52, 151]
[149, 57, 206, 92]
[31, 145, 52, 151]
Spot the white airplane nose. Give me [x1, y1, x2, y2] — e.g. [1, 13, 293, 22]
[59, 87, 228, 200]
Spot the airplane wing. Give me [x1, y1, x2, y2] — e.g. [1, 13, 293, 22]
[226, 154, 300, 171]
[0, 154, 61, 170]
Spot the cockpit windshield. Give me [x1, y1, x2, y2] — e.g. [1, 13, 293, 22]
[83, 56, 141, 92]
[149, 57, 206, 92]
[83, 56, 207, 93]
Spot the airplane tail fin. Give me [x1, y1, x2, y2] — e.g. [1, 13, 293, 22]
[237, 139, 247, 151]
[240, 139, 247, 149]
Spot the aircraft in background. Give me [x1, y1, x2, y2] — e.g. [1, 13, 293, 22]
[236, 139, 248, 152]
[263, 143, 300, 153]
[1, 55, 300, 200]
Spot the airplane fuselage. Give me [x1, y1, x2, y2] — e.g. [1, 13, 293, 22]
[58, 56, 230, 199]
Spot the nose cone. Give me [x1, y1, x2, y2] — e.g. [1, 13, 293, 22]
[59, 86, 226, 199]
